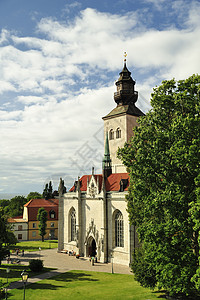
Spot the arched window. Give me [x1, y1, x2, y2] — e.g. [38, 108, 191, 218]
[116, 127, 121, 139]
[69, 208, 76, 242]
[115, 210, 124, 247]
[109, 129, 114, 140]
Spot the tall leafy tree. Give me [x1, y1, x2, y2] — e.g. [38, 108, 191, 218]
[118, 74, 200, 297]
[0, 208, 17, 264]
[0, 199, 10, 215]
[27, 192, 42, 202]
[43, 181, 53, 199]
[8, 196, 27, 217]
[37, 207, 48, 242]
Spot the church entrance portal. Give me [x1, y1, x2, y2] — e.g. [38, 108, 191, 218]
[88, 237, 96, 257]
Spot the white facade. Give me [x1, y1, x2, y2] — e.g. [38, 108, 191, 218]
[58, 173, 136, 266]
[8, 218, 28, 241]
[103, 113, 139, 173]
[58, 61, 143, 266]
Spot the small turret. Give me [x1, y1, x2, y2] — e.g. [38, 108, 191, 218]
[102, 132, 112, 178]
[114, 52, 138, 105]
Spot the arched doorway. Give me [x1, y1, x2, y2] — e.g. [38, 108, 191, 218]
[87, 237, 97, 257]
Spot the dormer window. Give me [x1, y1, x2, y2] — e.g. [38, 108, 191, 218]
[116, 127, 121, 139]
[109, 129, 114, 140]
[119, 179, 128, 192]
[49, 210, 56, 219]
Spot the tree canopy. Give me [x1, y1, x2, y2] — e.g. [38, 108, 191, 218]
[0, 199, 10, 215]
[118, 74, 200, 297]
[37, 207, 48, 242]
[0, 208, 17, 264]
[8, 196, 27, 217]
[43, 181, 53, 200]
[27, 192, 42, 202]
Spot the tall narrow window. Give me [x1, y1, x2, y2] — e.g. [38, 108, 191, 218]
[49, 210, 56, 219]
[70, 209, 76, 241]
[115, 211, 124, 247]
[109, 129, 114, 140]
[116, 127, 121, 139]
[18, 234, 22, 240]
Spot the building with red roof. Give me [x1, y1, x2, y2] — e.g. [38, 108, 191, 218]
[58, 58, 143, 266]
[7, 216, 28, 241]
[23, 198, 58, 240]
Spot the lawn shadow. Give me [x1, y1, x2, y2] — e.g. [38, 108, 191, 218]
[152, 290, 200, 300]
[0, 264, 55, 283]
[6, 272, 98, 292]
[26, 283, 63, 290]
[0, 265, 26, 280]
[7, 282, 63, 294]
[51, 271, 99, 283]
[20, 252, 39, 258]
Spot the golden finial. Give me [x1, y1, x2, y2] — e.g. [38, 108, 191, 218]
[124, 51, 127, 62]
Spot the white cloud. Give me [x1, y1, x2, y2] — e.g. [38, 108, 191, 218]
[62, 1, 82, 15]
[0, 29, 10, 45]
[0, 80, 16, 94]
[0, 110, 22, 121]
[17, 95, 46, 105]
[0, 4, 199, 193]
[143, 0, 165, 10]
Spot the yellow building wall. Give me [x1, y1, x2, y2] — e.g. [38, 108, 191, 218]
[28, 220, 58, 240]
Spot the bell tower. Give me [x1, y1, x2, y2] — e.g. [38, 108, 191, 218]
[102, 53, 144, 173]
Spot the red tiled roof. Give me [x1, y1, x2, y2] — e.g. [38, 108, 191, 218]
[70, 173, 129, 192]
[106, 173, 129, 191]
[24, 198, 59, 221]
[24, 198, 58, 207]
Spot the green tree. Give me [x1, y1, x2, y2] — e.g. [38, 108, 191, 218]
[0, 199, 10, 215]
[0, 208, 17, 264]
[27, 192, 42, 202]
[43, 181, 53, 200]
[118, 74, 200, 297]
[37, 207, 47, 242]
[8, 196, 27, 217]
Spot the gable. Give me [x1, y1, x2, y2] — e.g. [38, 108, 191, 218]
[69, 173, 129, 193]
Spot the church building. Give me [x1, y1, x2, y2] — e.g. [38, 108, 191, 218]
[58, 57, 144, 266]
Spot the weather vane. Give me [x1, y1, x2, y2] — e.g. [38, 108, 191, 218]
[124, 51, 127, 62]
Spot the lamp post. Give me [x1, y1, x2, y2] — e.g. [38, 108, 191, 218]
[110, 251, 114, 274]
[21, 270, 28, 300]
[5, 267, 10, 300]
[39, 247, 41, 260]
[49, 233, 51, 249]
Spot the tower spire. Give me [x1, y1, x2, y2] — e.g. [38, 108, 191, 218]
[102, 132, 112, 178]
[114, 52, 138, 105]
[124, 51, 127, 63]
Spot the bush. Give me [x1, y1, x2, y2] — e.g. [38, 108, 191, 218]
[131, 245, 157, 289]
[0, 281, 5, 300]
[29, 259, 43, 272]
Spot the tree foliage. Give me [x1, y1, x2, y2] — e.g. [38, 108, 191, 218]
[118, 74, 200, 297]
[0, 199, 10, 215]
[8, 196, 27, 217]
[0, 208, 17, 264]
[27, 192, 42, 202]
[43, 181, 53, 200]
[37, 207, 47, 242]
[0, 192, 42, 217]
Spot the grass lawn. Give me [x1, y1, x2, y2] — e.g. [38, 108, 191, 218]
[9, 240, 58, 252]
[0, 264, 53, 285]
[7, 270, 165, 300]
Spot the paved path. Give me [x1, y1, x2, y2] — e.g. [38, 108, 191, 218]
[4, 248, 132, 290]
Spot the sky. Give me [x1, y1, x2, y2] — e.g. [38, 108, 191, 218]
[0, 0, 199, 196]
